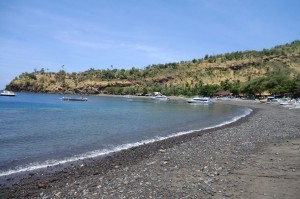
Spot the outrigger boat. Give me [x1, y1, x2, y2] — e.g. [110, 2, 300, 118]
[61, 97, 88, 101]
[151, 94, 168, 101]
[187, 96, 214, 104]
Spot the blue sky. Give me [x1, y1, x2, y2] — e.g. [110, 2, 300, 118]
[1, 0, 299, 89]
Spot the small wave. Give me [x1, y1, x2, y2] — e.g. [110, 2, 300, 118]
[0, 108, 252, 177]
[155, 108, 252, 139]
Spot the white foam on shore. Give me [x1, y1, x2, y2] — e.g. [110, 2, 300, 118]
[0, 108, 252, 177]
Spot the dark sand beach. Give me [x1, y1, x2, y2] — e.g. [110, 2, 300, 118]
[1, 100, 299, 198]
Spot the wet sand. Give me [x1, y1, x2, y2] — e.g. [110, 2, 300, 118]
[0, 100, 299, 198]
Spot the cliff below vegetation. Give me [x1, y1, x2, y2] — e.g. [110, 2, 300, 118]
[6, 40, 300, 97]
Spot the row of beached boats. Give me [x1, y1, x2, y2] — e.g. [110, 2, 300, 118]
[155, 95, 299, 107]
[260, 96, 300, 109]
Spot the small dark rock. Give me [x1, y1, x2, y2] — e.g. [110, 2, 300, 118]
[37, 182, 48, 189]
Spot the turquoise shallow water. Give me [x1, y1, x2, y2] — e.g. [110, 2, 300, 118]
[0, 93, 251, 176]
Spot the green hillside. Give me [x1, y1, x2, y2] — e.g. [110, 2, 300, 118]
[6, 40, 300, 97]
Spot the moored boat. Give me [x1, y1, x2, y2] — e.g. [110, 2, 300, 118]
[277, 98, 295, 105]
[260, 96, 278, 103]
[61, 97, 88, 101]
[0, 90, 16, 96]
[284, 101, 300, 109]
[151, 95, 168, 101]
[187, 96, 214, 104]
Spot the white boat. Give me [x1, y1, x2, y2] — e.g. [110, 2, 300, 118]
[260, 96, 278, 103]
[187, 96, 214, 104]
[277, 98, 295, 105]
[0, 90, 16, 96]
[61, 97, 88, 101]
[151, 95, 168, 101]
[123, 95, 133, 98]
[292, 102, 300, 109]
[284, 101, 300, 109]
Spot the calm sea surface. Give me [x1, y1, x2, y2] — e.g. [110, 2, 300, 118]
[0, 93, 251, 176]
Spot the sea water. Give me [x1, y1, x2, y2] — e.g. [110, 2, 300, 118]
[0, 93, 251, 176]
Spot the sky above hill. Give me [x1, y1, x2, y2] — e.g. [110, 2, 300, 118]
[1, 0, 300, 89]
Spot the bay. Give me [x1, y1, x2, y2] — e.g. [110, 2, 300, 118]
[0, 93, 251, 176]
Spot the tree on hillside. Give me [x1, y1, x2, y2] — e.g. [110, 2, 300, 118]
[292, 75, 300, 97]
[229, 80, 241, 96]
[56, 69, 66, 83]
[220, 79, 231, 91]
[199, 85, 220, 97]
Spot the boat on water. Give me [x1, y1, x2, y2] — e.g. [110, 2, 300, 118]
[0, 90, 16, 96]
[61, 97, 88, 101]
[187, 96, 214, 104]
[123, 95, 133, 98]
[151, 95, 168, 101]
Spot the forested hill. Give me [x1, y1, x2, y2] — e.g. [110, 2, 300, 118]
[6, 40, 300, 97]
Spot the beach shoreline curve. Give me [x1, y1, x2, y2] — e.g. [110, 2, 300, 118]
[1, 100, 299, 198]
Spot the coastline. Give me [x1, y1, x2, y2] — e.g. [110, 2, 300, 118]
[1, 100, 300, 198]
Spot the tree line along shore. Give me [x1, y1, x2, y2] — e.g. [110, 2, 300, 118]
[5, 40, 300, 98]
